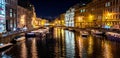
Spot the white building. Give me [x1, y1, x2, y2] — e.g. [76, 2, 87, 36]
[65, 8, 75, 27]
[0, 0, 6, 33]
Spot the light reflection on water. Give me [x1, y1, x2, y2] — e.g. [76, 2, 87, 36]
[31, 38, 38, 58]
[65, 30, 75, 58]
[1, 28, 120, 58]
[20, 41, 27, 58]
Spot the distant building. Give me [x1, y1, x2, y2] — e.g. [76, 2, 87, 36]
[65, 8, 75, 27]
[75, 0, 120, 29]
[0, 0, 6, 33]
[59, 13, 65, 27]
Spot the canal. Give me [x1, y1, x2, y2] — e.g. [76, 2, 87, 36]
[0, 27, 120, 58]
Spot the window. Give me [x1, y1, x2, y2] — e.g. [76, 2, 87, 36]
[105, 2, 111, 7]
[10, 13, 12, 17]
[10, 9, 12, 17]
[14, 13, 16, 18]
[80, 9, 86, 13]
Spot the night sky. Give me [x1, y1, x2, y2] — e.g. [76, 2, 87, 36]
[29, 0, 91, 20]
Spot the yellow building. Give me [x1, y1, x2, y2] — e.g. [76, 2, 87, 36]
[59, 13, 65, 27]
[75, 0, 120, 29]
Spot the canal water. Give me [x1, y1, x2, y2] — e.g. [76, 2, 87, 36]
[0, 28, 120, 58]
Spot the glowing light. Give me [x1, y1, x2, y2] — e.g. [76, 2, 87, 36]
[88, 36, 93, 54]
[20, 15, 26, 27]
[88, 14, 94, 22]
[77, 16, 83, 22]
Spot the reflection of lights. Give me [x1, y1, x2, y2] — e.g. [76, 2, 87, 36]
[20, 41, 27, 58]
[78, 35, 83, 57]
[65, 31, 75, 58]
[102, 41, 113, 58]
[88, 36, 93, 54]
[31, 38, 38, 58]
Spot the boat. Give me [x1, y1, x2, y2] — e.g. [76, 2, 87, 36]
[106, 32, 120, 41]
[80, 31, 89, 37]
[25, 32, 36, 38]
[25, 28, 49, 38]
[91, 30, 105, 35]
[0, 43, 13, 49]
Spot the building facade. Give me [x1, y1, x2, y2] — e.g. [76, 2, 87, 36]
[65, 8, 75, 27]
[0, 0, 18, 33]
[59, 13, 65, 27]
[0, 0, 6, 33]
[17, 5, 33, 30]
[5, 0, 18, 31]
[75, 0, 120, 29]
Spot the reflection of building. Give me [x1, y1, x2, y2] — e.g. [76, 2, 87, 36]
[75, 0, 120, 29]
[65, 8, 75, 27]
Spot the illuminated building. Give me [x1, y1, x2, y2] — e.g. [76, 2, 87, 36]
[0, 0, 18, 33]
[65, 8, 75, 27]
[0, 0, 6, 33]
[59, 13, 65, 27]
[75, 0, 120, 29]
[17, 0, 34, 30]
[17, 6, 33, 30]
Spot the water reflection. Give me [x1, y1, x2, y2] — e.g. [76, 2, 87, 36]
[88, 36, 93, 55]
[53, 28, 66, 57]
[31, 38, 38, 58]
[1, 28, 120, 58]
[76, 33, 87, 58]
[102, 41, 113, 58]
[65, 30, 75, 58]
[20, 41, 27, 58]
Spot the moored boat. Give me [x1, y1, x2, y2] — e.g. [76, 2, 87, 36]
[106, 32, 120, 41]
[91, 30, 105, 35]
[80, 31, 89, 37]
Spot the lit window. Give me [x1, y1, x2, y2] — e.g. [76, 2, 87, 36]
[105, 2, 111, 7]
[80, 10, 82, 13]
[10, 13, 12, 17]
[83, 9, 85, 12]
[14, 13, 16, 18]
[108, 2, 110, 6]
[10, 9, 12, 12]
[10, 9, 12, 17]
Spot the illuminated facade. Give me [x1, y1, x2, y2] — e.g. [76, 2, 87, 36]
[75, 0, 120, 29]
[17, 6, 33, 30]
[0, 0, 18, 33]
[0, 0, 6, 33]
[59, 13, 65, 27]
[5, 0, 18, 31]
[65, 8, 75, 27]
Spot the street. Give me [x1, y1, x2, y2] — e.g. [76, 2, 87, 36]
[0, 28, 120, 58]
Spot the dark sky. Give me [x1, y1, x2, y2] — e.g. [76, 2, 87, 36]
[29, 0, 91, 20]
